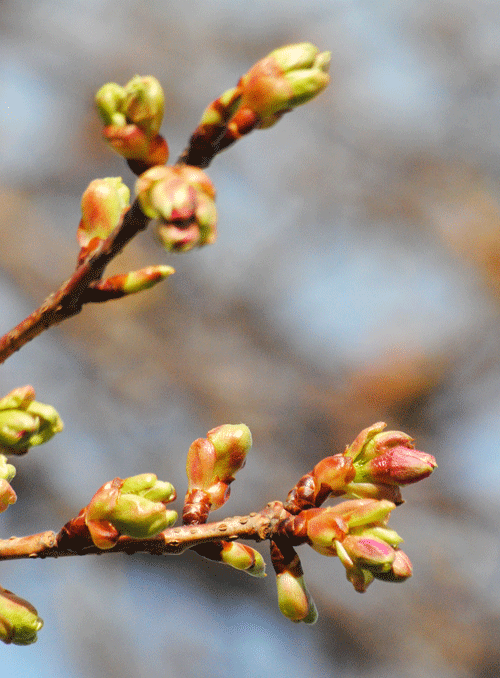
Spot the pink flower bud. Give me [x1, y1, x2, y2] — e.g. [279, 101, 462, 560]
[136, 165, 217, 252]
[344, 422, 437, 487]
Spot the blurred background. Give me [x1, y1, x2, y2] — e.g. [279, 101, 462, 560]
[1, 0, 500, 676]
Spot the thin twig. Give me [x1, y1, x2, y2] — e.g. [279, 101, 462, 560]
[0, 200, 150, 365]
[0, 502, 289, 562]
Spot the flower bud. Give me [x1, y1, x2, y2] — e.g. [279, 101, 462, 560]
[96, 76, 168, 169]
[0, 479, 16, 513]
[344, 422, 437, 487]
[0, 587, 43, 645]
[85, 475, 177, 549]
[95, 82, 127, 126]
[276, 571, 318, 624]
[185, 424, 251, 513]
[0, 386, 63, 455]
[337, 534, 395, 573]
[220, 542, 266, 578]
[300, 499, 397, 557]
[78, 177, 130, 260]
[88, 265, 175, 301]
[123, 75, 164, 137]
[373, 549, 413, 583]
[238, 42, 330, 128]
[136, 165, 217, 252]
[96, 76, 164, 137]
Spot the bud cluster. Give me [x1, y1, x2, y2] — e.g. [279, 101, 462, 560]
[84, 474, 178, 550]
[180, 42, 330, 167]
[135, 165, 217, 252]
[95, 76, 168, 172]
[184, 423, 252, 523]
[275, 422, 436, 619]
[0, 386, 63, 456]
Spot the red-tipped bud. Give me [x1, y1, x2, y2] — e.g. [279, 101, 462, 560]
[78, 177, 130, 261]
[344, 422, 437, 487]
[373, 549, 413, 583]
[136, 165, 217, 252]
[185, 424, 251, 514]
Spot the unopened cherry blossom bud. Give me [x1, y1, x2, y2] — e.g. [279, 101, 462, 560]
[78, 177, 130, 260]
[96, 76, 164, 137]
[87, 265, 175, 301]
[337, 534, 395, 573]
[344, 422, 437, 486]
[373, 549, 413, 583]
[136, 165, 217, 252]
[122, 75, 164, 137]
[185, 424, 251, 514]
[0, 454, 16, 512]
[220, 542, 266, 578]
[96, 76, 168, 169]
[276, 571, 318, 624]
[0, 587, 43, 645]
[298, 499, 397, 557]
[238, 42, 330, 129]
[0, 386, 63, 455]
[85, 474, 177, 549]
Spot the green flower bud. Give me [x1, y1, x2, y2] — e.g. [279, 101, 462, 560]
[276, 571, 318, 624]
[185, 424, 251, 512]
[220, 542, 266, 578]
[89, 265, 175, 301]
[238, 42, 330, 128]
[0, 386, 63, 456]
[85, 475, 177, 549]
[0, 479, 16, 513]
[78, 177, 130, 256]
[0, 587, 43, 645]
[96, 77, 164, 138]
[0, 455, 15, 483]
[206, 423, 252, 482]
[123, 75, 164, 137]
[95, 82, 127, 126]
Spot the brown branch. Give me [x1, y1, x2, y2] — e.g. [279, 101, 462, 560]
[0, 502, 289, 562]
[0, 200, 150, 365]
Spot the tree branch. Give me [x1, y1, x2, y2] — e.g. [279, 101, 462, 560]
[0, 200, 150, 365]
[0, 502, 288, 562]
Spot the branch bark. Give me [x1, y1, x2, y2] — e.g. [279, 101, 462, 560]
[0, 502, 289, 562]
[0, 200, 150, 364]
